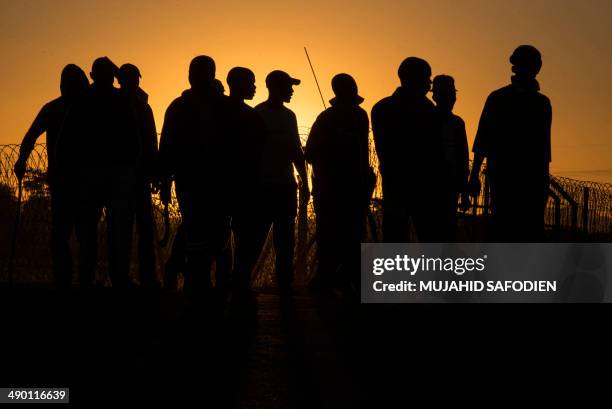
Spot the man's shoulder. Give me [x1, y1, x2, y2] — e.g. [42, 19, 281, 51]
[282, 105, 296, 118]
[254, 101, 268, 111]
[372, 96, 395, 114]
[355, 105, 369, 117]
[489, 85, 513, 99]
[166, 93, 190, 112]
[451, 113, 465, 127]
[42, 97, 66, 113]
[535, 91, 551, 107]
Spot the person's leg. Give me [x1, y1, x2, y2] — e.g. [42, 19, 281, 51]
[164, 223, 186, 290]
[336, 202, 366, 292]
[50, 183, 75, 289]
[107, 168, 136, 288]
[214, 217, 233, 293]
[312, 193, 337, 291]
[382, 201, 411, 243]
[232, 212, 271, 293]
[272, 185, 297, 291]
[177, 181, 215, 295]
[135, 182, 157, 286]
[75, 179, 103, 288]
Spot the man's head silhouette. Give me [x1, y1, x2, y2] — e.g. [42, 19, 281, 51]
[432, 75, 457, 113]
[189, 55, 216, 92]
[398, 57, 432, 95]
[227, 67, 256, 100]
[118, 63, 141, 92]
[91, 57, 116, 88]
[60, 64, 89, 99]
[510, 45, 542, 79]
[266, 70, 300, 103]
[330, 73, 363, 105]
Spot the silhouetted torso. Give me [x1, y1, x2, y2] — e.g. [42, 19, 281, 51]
[228, 97, 266, 202]
[306, 102, 370, 200]
[23, 97, 72, 184]
[57, 85, 140, 173]
[159, 89, 235, 195]
[472, 77, 552, 240]
[372, 87, 442, 202]
[124, 91, 158, 181]
[473, 79, 551, 182]
[255, 101, 303, 188]
[435, 109, 469, 193]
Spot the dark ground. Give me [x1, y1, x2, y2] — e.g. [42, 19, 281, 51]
[1, 285, 610, 407]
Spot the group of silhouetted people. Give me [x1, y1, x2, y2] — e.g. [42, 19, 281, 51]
[15, 44, 552, 297]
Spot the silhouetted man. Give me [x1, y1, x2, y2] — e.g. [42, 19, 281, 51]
[432, 75, 469, 241]
[158, 55, 235, 296]
[226, 67, 266, 295]
[14, 64, 89, 288]
[163, 76, 232, 292]
[305, 73, 370, 294]
[254, 70, 309, 293]
[57, 56, 141, 288]
[118, 63, 159, 287]
[468, 45, 552, 242]
[372, 57, 445, 242]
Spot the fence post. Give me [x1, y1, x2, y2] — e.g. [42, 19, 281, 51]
[483, 171, 490, 218]
[582, 187, 589, 234]
[549, 190, 561, 241]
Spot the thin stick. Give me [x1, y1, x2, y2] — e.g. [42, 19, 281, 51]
[304, 47, 327, 110]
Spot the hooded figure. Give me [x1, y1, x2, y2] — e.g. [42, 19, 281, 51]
[305, 73, 371, 294]
[14, 64, 89, 288]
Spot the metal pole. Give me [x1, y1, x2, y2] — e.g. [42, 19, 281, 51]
[304, 47, 327, 110]
[582, 187, 589, 234]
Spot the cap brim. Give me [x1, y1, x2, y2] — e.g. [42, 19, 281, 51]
[290, 78, 301, 85]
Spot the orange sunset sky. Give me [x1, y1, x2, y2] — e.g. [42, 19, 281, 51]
[1, 0, 611, 182]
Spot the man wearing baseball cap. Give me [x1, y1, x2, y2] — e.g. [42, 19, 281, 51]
[253, 70, 309, 294]
[468, 45, 552, 241]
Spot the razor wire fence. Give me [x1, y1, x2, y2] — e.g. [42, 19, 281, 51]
[1, 137, 611, 285]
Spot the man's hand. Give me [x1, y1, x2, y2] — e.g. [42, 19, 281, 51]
[14, 158, 26, 181]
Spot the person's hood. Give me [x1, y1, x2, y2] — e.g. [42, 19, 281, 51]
[329, 94, 364, 106]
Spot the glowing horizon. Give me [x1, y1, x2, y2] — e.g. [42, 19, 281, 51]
[1, 0, 611, 183]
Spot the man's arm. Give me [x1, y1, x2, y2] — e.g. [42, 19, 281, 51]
[468, 95, 494, 196]
[158, 101, 180, 204]
[371, 102, 388, 177]
[304, 112, 326, 164]
[544, 98, 552, 164]
[15, 105, 50, 180]
[143, 104, 159, 186]
[290, 113, 310, 198]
